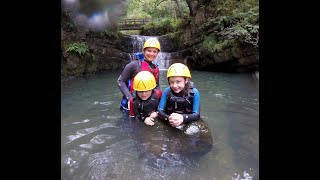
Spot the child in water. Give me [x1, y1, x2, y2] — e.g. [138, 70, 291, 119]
[158, 63, 201, 132]
[129, 71, 162, 126]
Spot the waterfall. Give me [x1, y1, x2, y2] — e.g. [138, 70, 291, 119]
[153, 52, 171, 71]
[129, 35, 171, 70]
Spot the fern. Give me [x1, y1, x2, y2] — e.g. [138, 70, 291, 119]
[66, 42, 89, 56]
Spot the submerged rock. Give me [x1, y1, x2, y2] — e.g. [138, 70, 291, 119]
[131, 118, 213, 158]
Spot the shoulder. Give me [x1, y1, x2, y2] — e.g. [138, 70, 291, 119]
[164, 87, 171, 93]
[191, 87, 200, 95]
[124, 61, 140, 72]
[126, 60, 139, 67]
[151, 62, 159, 69]
[161, 87, 171, 96]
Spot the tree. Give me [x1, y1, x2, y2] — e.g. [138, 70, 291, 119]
[185, 0, 194, 16]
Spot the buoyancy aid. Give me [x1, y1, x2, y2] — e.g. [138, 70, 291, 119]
[165, 84, 195, 114]
[129, 89, 162, 119]
[128, 53, 159, 93]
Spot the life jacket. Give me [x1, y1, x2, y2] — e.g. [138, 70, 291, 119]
[129, 89, 162, 119]
[165, 83, 195, 115]
[128, 52, 159, 93]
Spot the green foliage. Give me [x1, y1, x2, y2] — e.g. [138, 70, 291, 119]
[119, 0, 191, 35]
[202, 36, 218, 52]
[103, 31, 119, 39]
[214, 0, 259, 47]
[120, 30, 141, 35]
[218, 23, 259, 47]
[202, 36, 235, 53]
[167, 31, 182, 40]
[170, 18, 184, 30]
[142, 17, 182, 35]
[66, 42, 89, 56]
[122, 0, 189, 20]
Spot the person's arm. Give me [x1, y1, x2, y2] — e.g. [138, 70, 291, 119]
[144, 90, 161, 126]
[144, 111, 157, 126]
[157, 87, 170, 121]
[117, 62, 138, 100]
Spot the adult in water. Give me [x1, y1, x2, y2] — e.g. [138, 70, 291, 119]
[117, 38, 161, 111]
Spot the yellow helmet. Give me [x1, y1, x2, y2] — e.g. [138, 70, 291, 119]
[167, 63, 191, 78]
[143, 38, 161, 51]
[133, 71, 157, 91]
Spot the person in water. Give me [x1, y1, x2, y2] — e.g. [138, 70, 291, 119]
[129, 71, 162, 126]
[158, 63, 201, 130]
[117, 38, 161, 111]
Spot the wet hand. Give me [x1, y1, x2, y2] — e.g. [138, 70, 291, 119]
[149, 111, 158, 118]
[144, 117, 155, 126]
[168, 113, 183, 127]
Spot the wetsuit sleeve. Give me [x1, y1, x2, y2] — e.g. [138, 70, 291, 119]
[117, 61, 139, 100]
[157, 87, 170, 121]
[182, 88, 200, 123]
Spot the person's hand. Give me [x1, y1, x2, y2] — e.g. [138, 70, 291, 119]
[168, 113, 183, 127]
[144, 117, 155, 126]
[149, 111, 158, 118]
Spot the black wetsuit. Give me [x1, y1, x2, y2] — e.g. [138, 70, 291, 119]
[158, 84, 200, 123]
[131, 90, 160, 120]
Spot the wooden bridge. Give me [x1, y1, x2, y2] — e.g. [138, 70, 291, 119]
[118, 19, 150, 30]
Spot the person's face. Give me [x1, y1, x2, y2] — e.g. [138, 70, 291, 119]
[143, 47, 159, 62]
[169, 76, 188, 93]
[137, 90, 152, 100]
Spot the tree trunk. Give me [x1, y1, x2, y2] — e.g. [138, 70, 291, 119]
[185, 0, 194, 16]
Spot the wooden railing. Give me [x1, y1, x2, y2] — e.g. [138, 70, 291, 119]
[118, 19, 150, 30]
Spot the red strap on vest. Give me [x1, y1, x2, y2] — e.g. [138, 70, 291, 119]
[129, 62, 159, 94]
[129, 98, 135, 117]
[141, 61, 159, 84]
[155, 89, 162, 101]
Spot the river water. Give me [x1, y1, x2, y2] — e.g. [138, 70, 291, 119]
[61, 69, 259, 180]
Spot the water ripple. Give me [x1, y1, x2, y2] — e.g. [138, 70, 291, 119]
[65, 123, 117, 144]
[90, 134, 115, 144]
[71, 119, 90, 125]
[231, 168, 255, 180]
[93, 101, 113, 106]
[62, 150, 89, 177]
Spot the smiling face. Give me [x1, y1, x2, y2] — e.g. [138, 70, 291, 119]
[168, 76, 188, 93]
[143, 47, 159, 62]
[137, 90, 152, 100]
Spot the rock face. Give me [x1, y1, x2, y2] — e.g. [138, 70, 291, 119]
[177, 1, 259, 72]
[61, 11, 131, 79]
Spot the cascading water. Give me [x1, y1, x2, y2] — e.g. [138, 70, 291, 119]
[128, 35, 172, 70]
[153, 52, 171, 71]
